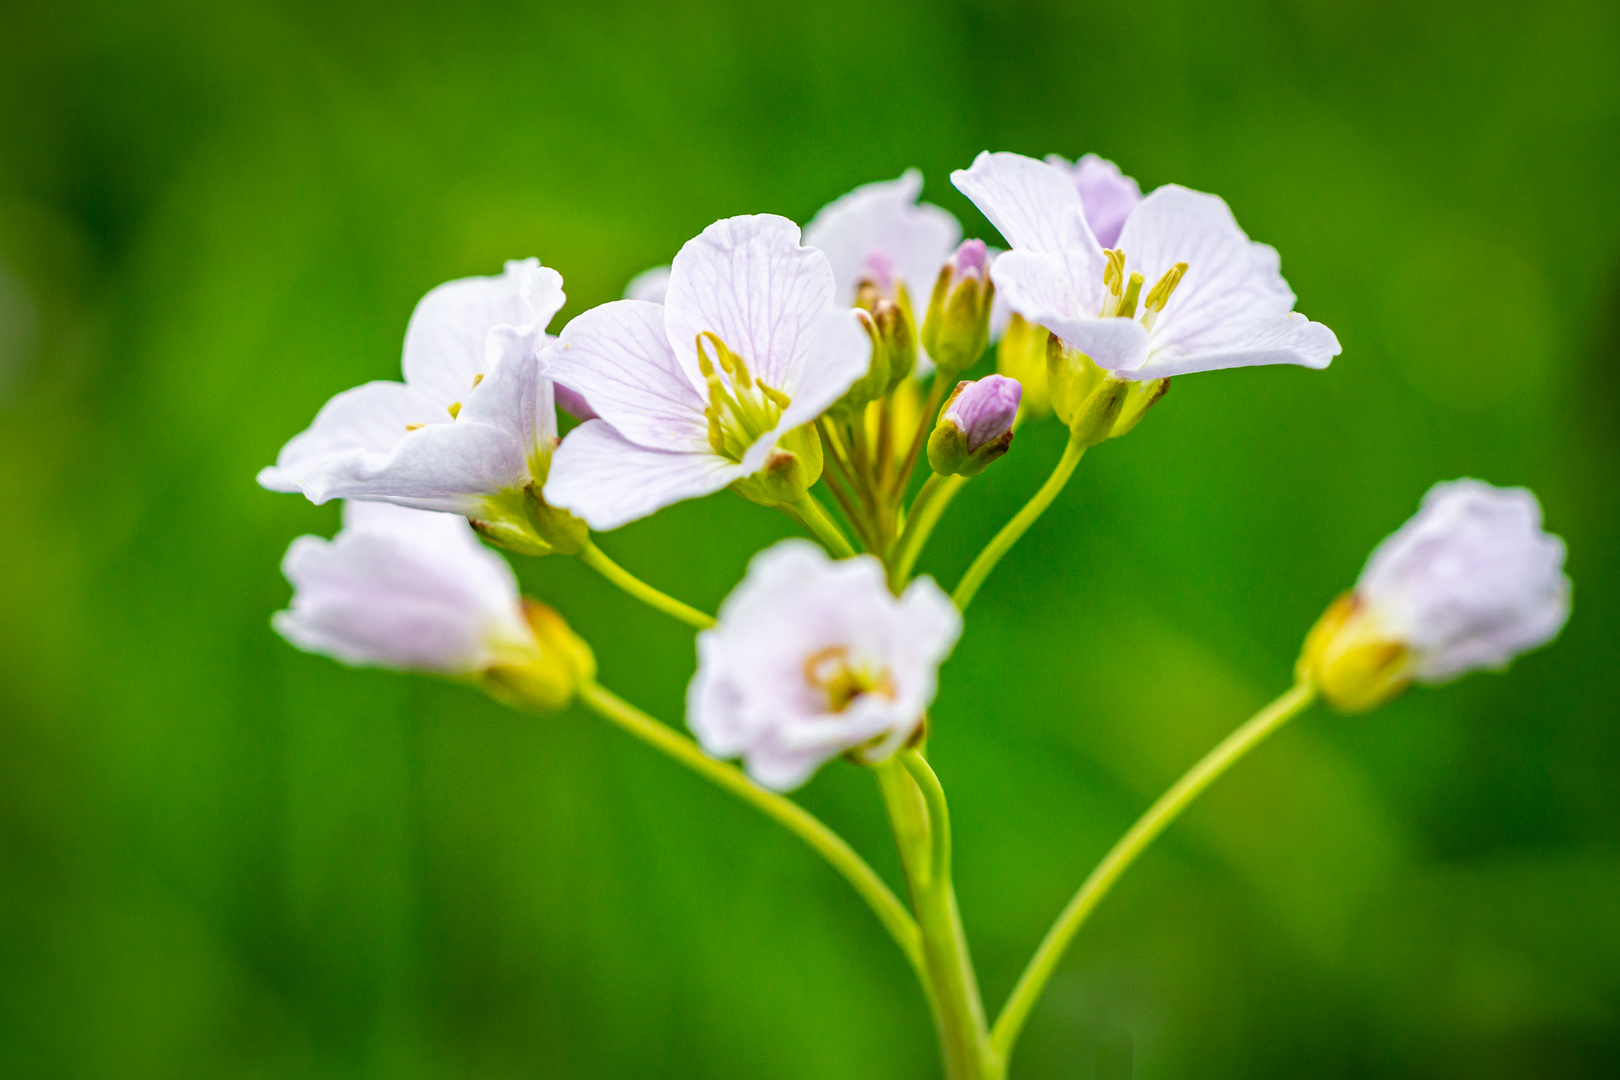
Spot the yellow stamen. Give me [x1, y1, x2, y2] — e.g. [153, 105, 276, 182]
[1115, 272, 1145, 320]
[404, 423, 425, 432]
[471, 373, 484, 388]
[1142, 262, 1188, 315]
[1103, 249, 1126, 297]
[447, 402, 462, 419]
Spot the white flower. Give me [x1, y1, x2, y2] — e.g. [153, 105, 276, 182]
[624, 265, 672, 304]
[953, 152, 1340, 381]
[258, 259, 566, 521]
[1355, 479, 1570, 682]
[1044, 153, 1142, 248]
[687, 540, 961, 790]
[803, 169, 962, 374]
[542, 215, 870, 531]
[274, 501, 540, 674]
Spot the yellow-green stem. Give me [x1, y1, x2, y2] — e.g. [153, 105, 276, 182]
[578, 541, 714, 629]
[951, 437, 1085, 611]
[990, 680, 1319, 1060]
[576, 681, 927, 985]
[878, 757, 995, 1080]
[783, 493, 857, 558]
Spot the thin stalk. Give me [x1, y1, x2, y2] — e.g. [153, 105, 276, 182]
[891, 473, 969, 588]
[893, 376, 947, 502]
[576, 681, 928, 985]
[877, 758, 994, 1080]
[821, 416, 883, 532]
[819, 471, 876, 553]
[990, 681, 1319, 1060]
[951, 438, 1085, 611]
[782, 493, 857, 558]
[578, 541, 714, 629]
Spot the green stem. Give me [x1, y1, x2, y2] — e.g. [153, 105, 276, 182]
[891, 473, 969, 588]
[576, 681, 927, 984]
[900, 750, 951, 897]
[989, 680, 1319, 1060]
[951, 437, 1085, 611]
[878, 758, 994, 1080]
[783, 493, 857, 558]
[578, 541, 714, 629]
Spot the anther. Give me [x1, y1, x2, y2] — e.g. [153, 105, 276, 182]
[447, 402, 462, 419]
[405, 423, 425, 432]
[472, 373, 485, 388]
[1143, 262, 1188, 314]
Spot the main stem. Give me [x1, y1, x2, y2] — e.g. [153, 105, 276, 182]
[578, 541, 715, 629]
[952, 437, 1086, 611]
[575, 681, 928, 984]
[878, 756, 996, 1080]
[989, 680, 1319, 1059]
[784, 493, 857, 558]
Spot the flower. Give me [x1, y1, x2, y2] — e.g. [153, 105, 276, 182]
[258, 259, 576, 551]
[953, 152, 1340, 381]
[274, 501, 591, 707]
[1299, 479, 1571, 710]
[542, 215, 870, 531]
[623, 265, 672, 304]
[1044, 153, 1142, 248]
[804, 169, 962, 377]
[687, 540, 961, 790]
[928, 375, 1021, 477]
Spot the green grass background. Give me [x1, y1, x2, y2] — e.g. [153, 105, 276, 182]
[2, 0, 1617, 1076]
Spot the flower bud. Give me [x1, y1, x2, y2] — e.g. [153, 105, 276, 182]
[729, 423, 824, 507]
[482, 600, 596, 712]
[996, 314, 1050, 418]
[832, 254, 918, 416]
[927, 376, 1020, 477]
[1297, 480, 1570, 711]
[1046, 334, 1167, 443]
[921, 240, 995, 378]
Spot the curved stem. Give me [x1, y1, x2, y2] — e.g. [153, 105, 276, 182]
[578, 541, 714, 629]
[783, 493, 857, 558]
[951, 437, 1085, 612]
[877, 758, 994, 1080]
[894, 376, 948, 501]
[990, 680, 1319, 1060]
[901, 749, 951, 888]
[891, 473, 969, 587]
[576, 681, 927, 983]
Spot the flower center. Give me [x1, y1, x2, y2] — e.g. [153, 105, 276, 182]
[803, 645, 895, 713]
[696, 332, 792, 461]
[1098, 250, 1188, 334]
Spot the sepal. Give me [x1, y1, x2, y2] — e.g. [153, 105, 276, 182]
[481, 600, 596, 712]
[730, 423, 824, 507]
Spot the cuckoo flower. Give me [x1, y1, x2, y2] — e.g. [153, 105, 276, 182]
[804, 169, 962, 377]
[1300, 480, 1571, 710]
[274, 501, 590, 707]
[1044, 153, 1143, 248]
[543, 215, 870, 531]
[688, 540, 961, 790]
[259, 259, 573, 550]
[953, 152, 1340, 381]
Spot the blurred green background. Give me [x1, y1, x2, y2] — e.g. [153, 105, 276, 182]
[2, 0, 1617, 1076]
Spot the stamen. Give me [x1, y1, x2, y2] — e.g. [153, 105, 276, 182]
[447, 402, 462, 419]
[803, 645, 895, 713]
[1142, 262, 1188, 316]
[1115, 272, 1145, 320]
[1103, 249, 1125, 296]
[405, 423, 425, 432]
[471, 373, 484, 388]
[761, 384, 791, 409]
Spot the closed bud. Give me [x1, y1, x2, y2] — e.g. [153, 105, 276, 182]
[833, 255, 918, 416]
[921, 240, 995, 378]
[729, 423, 825, 507]
[928, 375, 1021, 477]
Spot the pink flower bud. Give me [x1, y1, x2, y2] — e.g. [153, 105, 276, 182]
[945, 374, 1021, 452]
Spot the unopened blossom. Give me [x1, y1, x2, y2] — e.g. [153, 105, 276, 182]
[921, 239, 996, 377]
[1299, 480, 1571, 710]
[804, 169, 961, 377]
[543, 215, 870, 530]
[953, 152, 1340, 381]
[687, 540, 961, 790]
[1044, 153, 1143, 248]
[259, 259, 573, 547]
[928, 375, 1020, 477]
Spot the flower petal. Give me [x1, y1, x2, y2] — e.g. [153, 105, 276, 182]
[1130, 311, 1340, 379]
[802, 169, 962, 306]
[952, 152, 1107, 305]
[402, 259, 563, 405]
[457, 329, 559, 473]
[663, 214, 839, 394]
[544, 300, 713, 453]
[259, 381, 443, 493]
[990, 250, 1150, 371]
[543, 419, 743, 531]
[1118, 186, 1298, 355]
[624, 265, 671, 303]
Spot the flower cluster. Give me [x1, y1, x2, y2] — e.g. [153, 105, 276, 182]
[260, 151, 1572, 1080]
